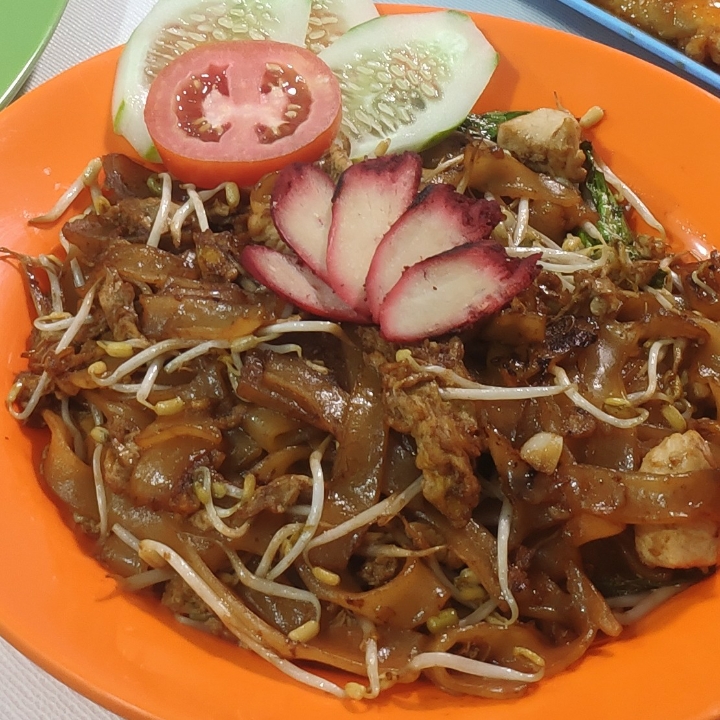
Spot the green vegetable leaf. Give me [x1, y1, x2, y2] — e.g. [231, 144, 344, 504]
[581, 140, 635, 253]
[459, 110, 529, 142]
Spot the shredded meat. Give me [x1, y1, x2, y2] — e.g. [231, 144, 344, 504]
[162, 575, 227, 636]
[374, 339, 484, 527]
[359, 556, 401, 588]
[102, 440, 138, 495]
[97, 267, 143, 340]
[194, 229, 247, 282]
[232, 473, 308, 523]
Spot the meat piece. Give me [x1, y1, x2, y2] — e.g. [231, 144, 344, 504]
[271, 162, 335, 279]
[378, 343, 484, 527]
[638, 430, 715, 474]
[365, 184, 503, 319]
[240, 244, 368, 323]
[33, 337, 105, 381]
[231, 474, 308, 523]
[102, 440, 137, 496]
[378, 243, 541, 343]
[194, 229, 246, 282]
[104, 197, 168, 239]
[636, 520, 719, 569]
[358, 555, 401, 589]
[325, 152, 422, 312]
[97, 267, 143, 340]
[496, 108, 587, 183]
[544, 314, 598, 356]
[635, 430, 719, 568]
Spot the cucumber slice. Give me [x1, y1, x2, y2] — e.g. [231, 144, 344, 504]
[112, 0, 312, 162]
[305, 0, 379, 54]
[318, 10, 498, 159]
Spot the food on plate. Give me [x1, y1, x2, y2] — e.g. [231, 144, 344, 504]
[112, 0, 379, 161]
[6, 81, 720, 701]
[324, 152, 423, 312]
[117, 0, 497, 195]
[241, 152, 538, 338]
[590, 0, 720, 68]
[317, 10, 498, 159]
[144, 41, 343, 188]
[376, 241, 540, 342]
[365, 182, 504, 318]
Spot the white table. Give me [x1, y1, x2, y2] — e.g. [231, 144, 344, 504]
[0, 1, 712, 717]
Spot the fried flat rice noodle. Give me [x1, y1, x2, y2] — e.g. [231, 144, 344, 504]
[7, 137, 720, 702]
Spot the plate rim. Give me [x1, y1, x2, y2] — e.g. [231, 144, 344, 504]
[0, 0, 69, 109]
[553, 0, 720, 94]
[1, 5, 720, 720]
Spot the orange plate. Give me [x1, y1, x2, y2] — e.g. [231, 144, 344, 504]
[1, 5, 719, 720]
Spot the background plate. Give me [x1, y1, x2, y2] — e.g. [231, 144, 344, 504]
[1, 5, 720, 720]
[0, 0, 68, 108]
[555, 0, 720, 94]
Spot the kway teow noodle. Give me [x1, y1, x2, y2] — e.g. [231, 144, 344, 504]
[5, 106, 720, 701]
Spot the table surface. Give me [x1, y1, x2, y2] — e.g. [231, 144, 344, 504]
[0, 0, 716, 718]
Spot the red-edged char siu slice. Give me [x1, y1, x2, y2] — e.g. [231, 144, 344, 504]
[365, 183, 503, 319]
[378, 243, 541, 342]
[325, 151, 422, 313]
[241, 244, 370, 323]
[271, 162, 336, 280]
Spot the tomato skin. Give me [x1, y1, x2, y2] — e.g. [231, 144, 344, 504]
[144, 40, 343, 189]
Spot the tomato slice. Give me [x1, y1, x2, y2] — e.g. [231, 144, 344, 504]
[144, 40, 342, 188]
